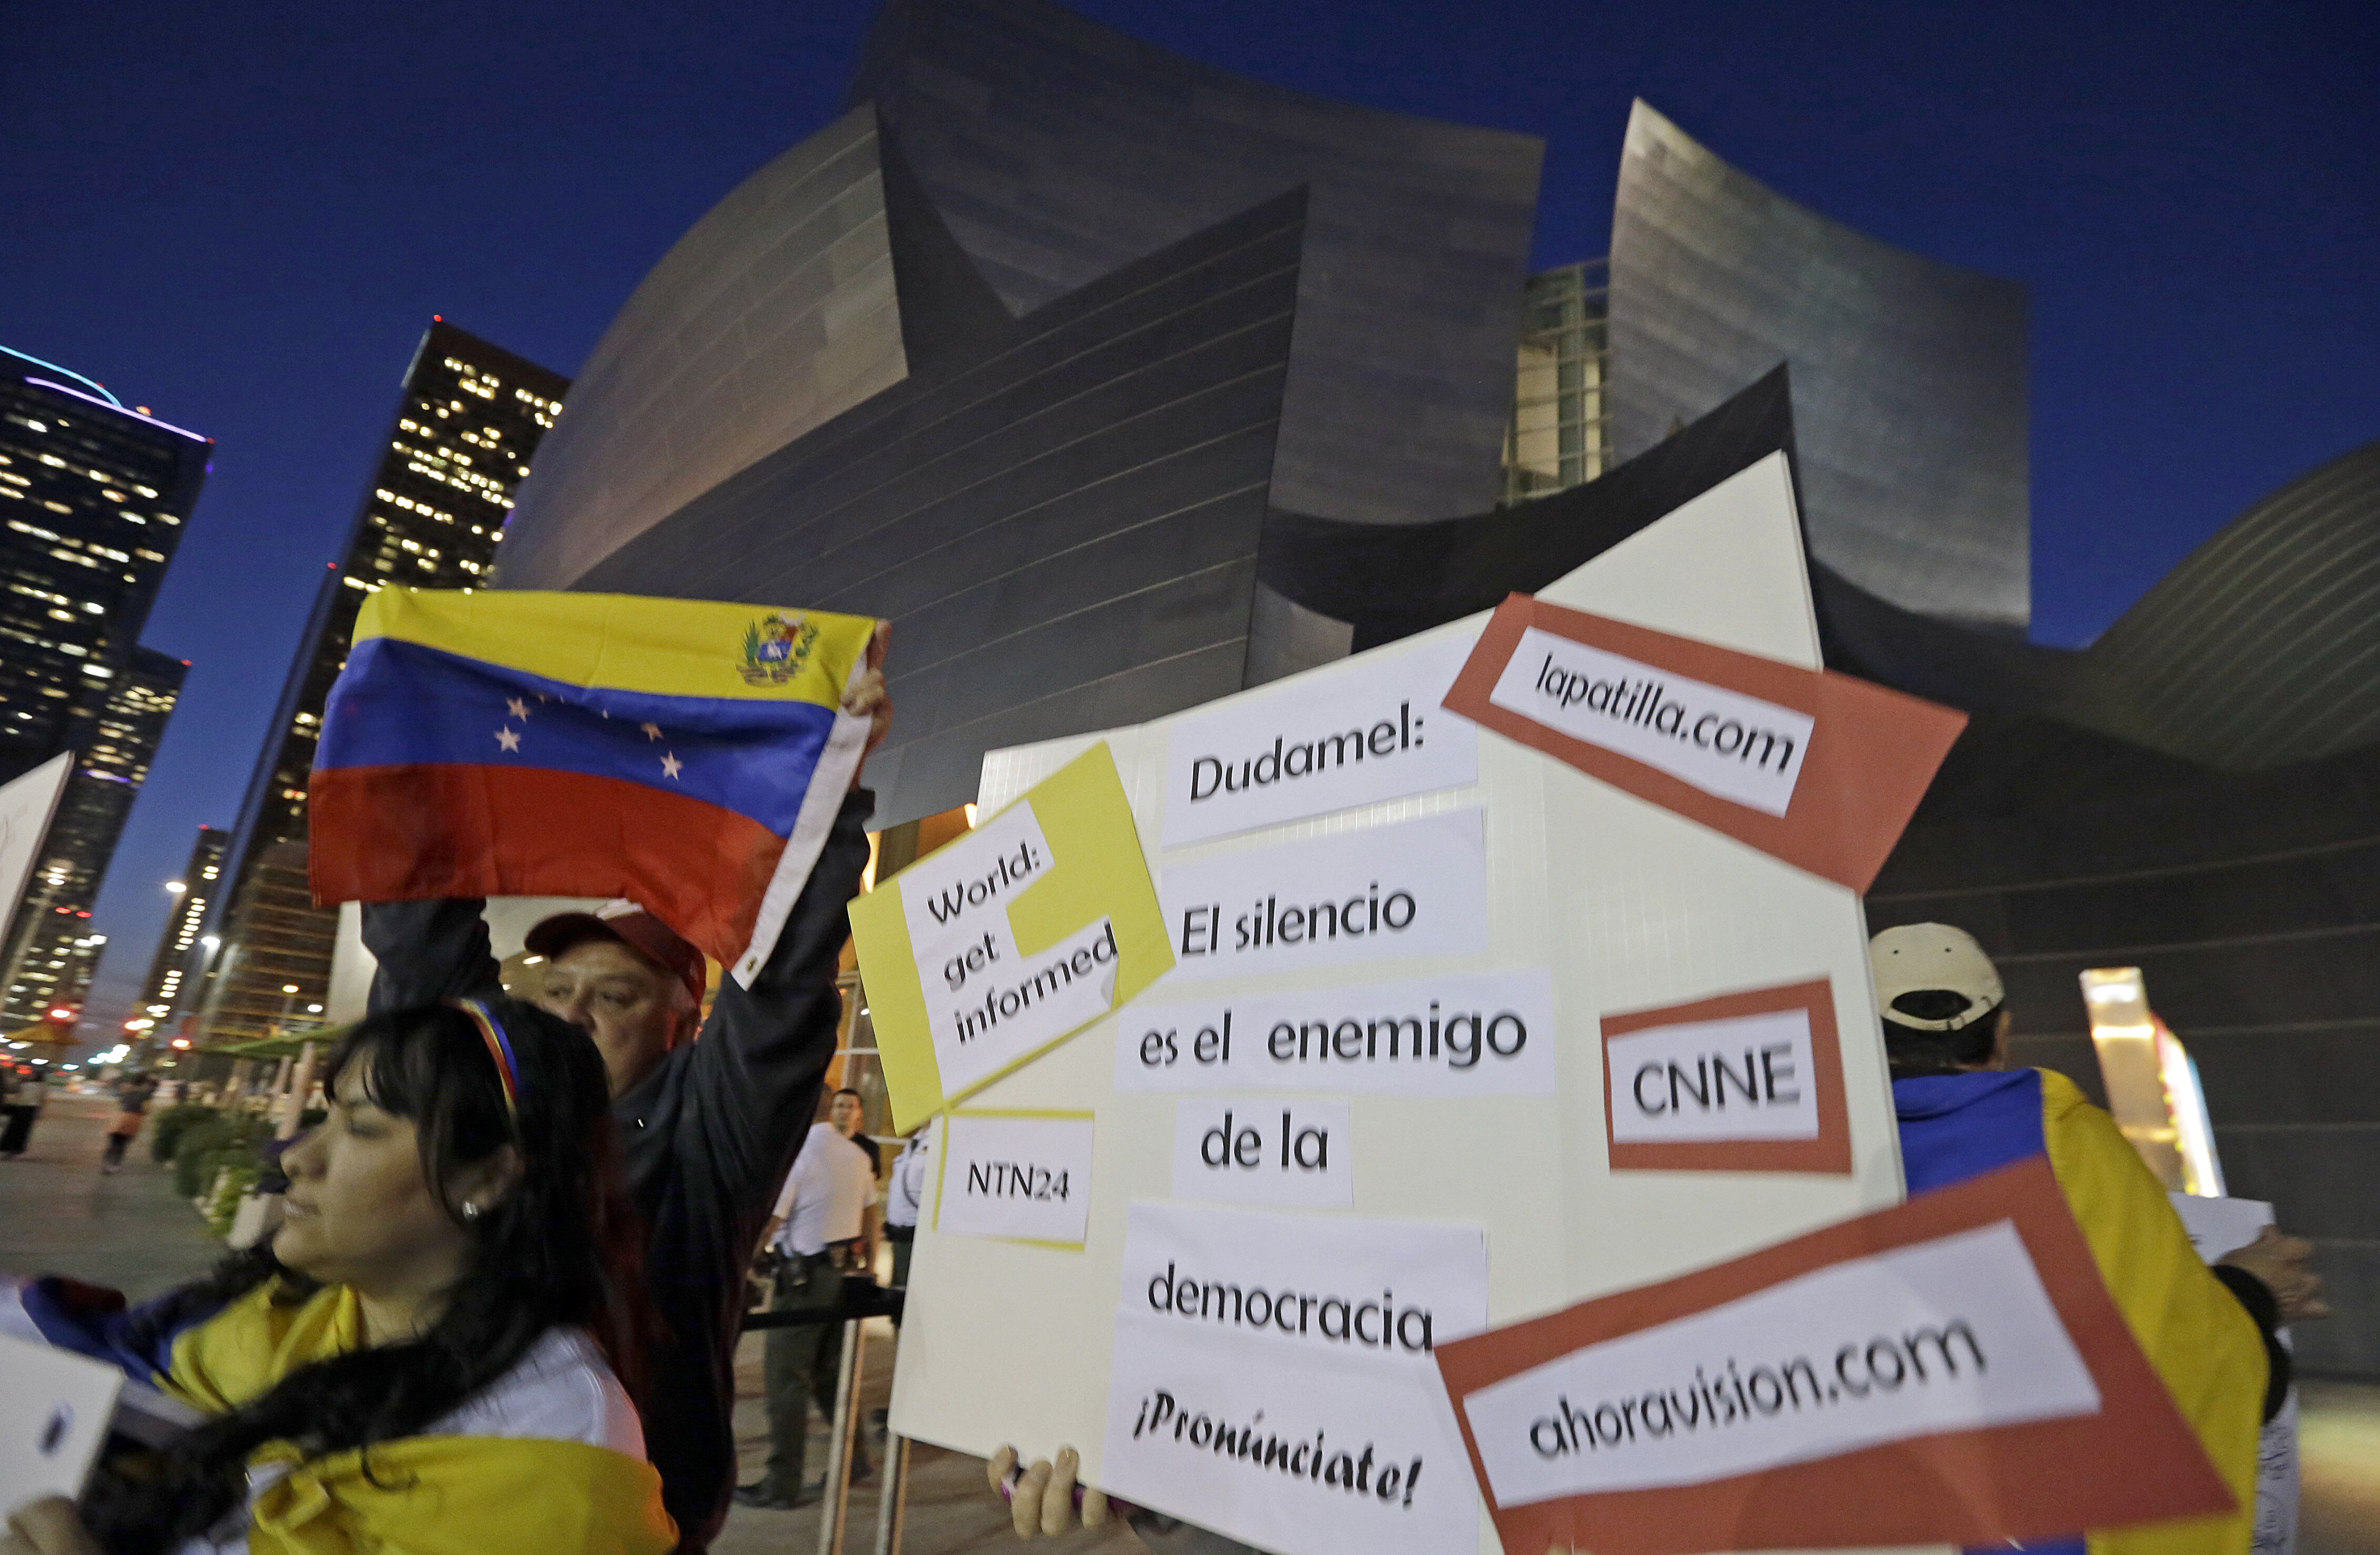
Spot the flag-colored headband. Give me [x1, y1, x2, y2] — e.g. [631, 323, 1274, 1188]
[454, 999, 523, 1118]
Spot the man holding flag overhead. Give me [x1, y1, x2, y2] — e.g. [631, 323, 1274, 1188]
[310, 587, 892, 1550]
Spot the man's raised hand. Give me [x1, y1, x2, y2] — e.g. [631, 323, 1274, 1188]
[845, 621, 893, 785]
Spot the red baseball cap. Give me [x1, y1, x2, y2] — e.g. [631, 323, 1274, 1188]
[524, 901, 707, 1010]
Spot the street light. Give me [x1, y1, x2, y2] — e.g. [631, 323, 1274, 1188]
[164, 881, 187, 896]
[271, 983, 303, 1039]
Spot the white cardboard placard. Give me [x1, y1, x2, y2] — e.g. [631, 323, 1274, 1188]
[886, 453, 1917, 1555]
[0, 1333, 123, 1509]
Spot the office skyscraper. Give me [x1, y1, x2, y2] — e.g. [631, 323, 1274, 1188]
[0, 348, 209, 1029]
[129, 823, 226, 1041]
[0, 645, 188, 1027]
[200, 320, 565, 1044]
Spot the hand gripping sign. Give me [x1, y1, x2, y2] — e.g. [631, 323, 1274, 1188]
[1433, 1158, 2237, 1555]
[851, 742, 1174, 1130]
[1444, 595, 1966, 893]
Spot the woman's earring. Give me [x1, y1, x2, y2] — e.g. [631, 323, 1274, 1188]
[461, 1202, 481, 1222]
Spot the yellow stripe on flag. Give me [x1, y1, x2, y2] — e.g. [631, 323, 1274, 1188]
[353, 587, 876, 705]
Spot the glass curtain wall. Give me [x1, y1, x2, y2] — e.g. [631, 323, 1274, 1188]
[1499, 260, 1611, 505]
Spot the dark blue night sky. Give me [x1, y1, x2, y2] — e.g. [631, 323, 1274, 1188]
[3, 0, 2374, 1040]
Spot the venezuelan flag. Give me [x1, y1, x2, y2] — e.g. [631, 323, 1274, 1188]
[310, 588, 878, 979]
[7, 1276, 675, 1554]
[1897, 1067, 2266, 1555]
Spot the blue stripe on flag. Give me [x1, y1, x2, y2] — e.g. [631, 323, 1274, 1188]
[1892, 1069, 2047, 1197]
[316, 636, 838, 837]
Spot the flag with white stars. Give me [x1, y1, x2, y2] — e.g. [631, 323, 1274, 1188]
[310, 587, 881, 982]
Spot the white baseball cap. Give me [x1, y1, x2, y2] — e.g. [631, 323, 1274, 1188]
[1869, 923, 2004, 1032]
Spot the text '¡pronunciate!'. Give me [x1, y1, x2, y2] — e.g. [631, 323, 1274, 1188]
[1127, 1388, 1429, 1513]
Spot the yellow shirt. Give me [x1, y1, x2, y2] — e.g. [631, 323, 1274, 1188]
[2036, 1071, 2266, 1555]
[163, 1283, 675, 1555]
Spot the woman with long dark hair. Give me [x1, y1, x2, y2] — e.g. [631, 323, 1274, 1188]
[1, 998, 674, 1555]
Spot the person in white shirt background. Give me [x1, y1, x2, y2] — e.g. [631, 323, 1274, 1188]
[884, 1124, 931, 1290]
[736, 1105, 876, 1509]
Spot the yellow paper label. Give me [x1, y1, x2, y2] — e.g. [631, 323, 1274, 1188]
[852, 742, 1171, 1130]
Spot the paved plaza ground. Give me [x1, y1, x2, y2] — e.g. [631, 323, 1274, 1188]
[3, 1093, 2372, 1554]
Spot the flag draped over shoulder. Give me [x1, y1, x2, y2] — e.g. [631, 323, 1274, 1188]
[1896, 1067, 2266, 1555]
[310, 588, 878, 984]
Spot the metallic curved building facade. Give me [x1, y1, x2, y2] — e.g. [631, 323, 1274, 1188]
[503, 0, 1546, 598]
[1608, 100, 2031, 633]
[2062, 439, 2380, 769]
[1840, 443, 2380, 1376]
[475, 0, 2380, 1363]
[1870, 728, 2380, 1379]
[569, 191, 1310, 818]
[500, 107, 912, 590]
[847, 0, 1544, 530]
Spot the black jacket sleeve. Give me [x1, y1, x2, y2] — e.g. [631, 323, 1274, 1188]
[674, 788, 876, 1230]
[361, 898, 504, 1013]
[2209, 1264, 2293, 1423]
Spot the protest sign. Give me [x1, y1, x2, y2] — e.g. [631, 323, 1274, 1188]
[1601, 979, 1851, 1175]
[2169, 1194, 2299, 1555]
[1116, 969, 1556, 1096]
[1102, 1205, 1487, 1555]
[0, 1334, 122, 1508]
[0, 753, 70, 959]
[1116, 1203, 1489, 1354]
[1160, 808, 1489, 980]
[1170, 1100, 1353, 1207]
[852, 742, 1173, 1128]
[1103, 1314, 1473, 1555]
[1437, 1158, 2235, 1554]
[1162, 631, 1479, 847]
[934, 1111, 1097, 1247]
[886, 452, 1957, 1555]
[1444, 592, 1966, 892]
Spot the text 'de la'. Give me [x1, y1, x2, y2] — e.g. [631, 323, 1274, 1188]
[1162, 632, 1480, 847]
[1159, 808, 1488, 982]
[934, 1112, 1096, 1246]
[1118, 969, 1555, 1096]
[1459, 1221, 2100, 1505]
[1488, 627, 1814, 816]
[1171, 1099, 1351, 1208]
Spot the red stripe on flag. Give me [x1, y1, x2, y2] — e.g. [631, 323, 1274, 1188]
[309, 764, 784, 967]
